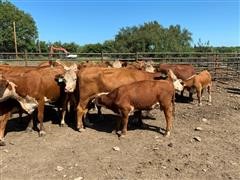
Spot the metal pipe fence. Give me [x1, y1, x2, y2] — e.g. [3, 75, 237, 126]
[0, 52, 239, 80]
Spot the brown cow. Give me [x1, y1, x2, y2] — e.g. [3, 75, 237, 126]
[59, 67, 183, 132]
[158, 64, 196, 100]
[94, 70, 181, 137]
[182, 70, 212, 106]
[0, 65, 77, 136]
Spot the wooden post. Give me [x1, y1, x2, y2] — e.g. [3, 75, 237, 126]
[101, 52, 104, 62]
[24, 50, 28, 66]
[135, 52, 138, 61]
[13, 21, 18, 60]
[38, 39, 41, 54]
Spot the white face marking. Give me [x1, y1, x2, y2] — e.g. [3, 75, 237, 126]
[112, 61, 122, 68]
[0, 81, 16, 102]
[145, 65, 155, 73]
[173, 79, 184, 92]
[63, 64, 78, 92]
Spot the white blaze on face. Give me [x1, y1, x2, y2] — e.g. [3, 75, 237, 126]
[112, 60, 122, 68]
[173, 79, 184, 92]
[63, 64, 78, 92]
[168, 69, 184, 92]
[0, 81, 16, 102]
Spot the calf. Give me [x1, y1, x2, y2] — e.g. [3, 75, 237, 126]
[95, 70, 181, 137]
[158, 64, 196, 100]
[182, 70, 212, 106]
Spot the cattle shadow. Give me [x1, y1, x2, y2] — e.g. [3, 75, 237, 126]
[85, 112, 163, 135]
[175, 93, 193, 104]
[225, 87, 240, 95]
[4, 105, 66, 136]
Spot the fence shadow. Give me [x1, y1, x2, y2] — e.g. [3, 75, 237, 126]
[225, 87, 240, 95]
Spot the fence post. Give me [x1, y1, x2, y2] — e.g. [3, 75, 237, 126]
[101, 52, 104, 62]
[135, 52, 138, 61]
[24, 50, 28, 66]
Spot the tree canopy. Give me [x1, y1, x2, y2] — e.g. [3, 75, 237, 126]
[0, 1, 38, 52]
[113, 21, 192, 53]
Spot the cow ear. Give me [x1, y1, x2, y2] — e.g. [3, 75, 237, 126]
[56, 59, 70, 70]
[167, 69, 177, 80]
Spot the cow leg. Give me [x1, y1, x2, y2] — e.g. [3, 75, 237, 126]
[120, 109, 130, 137]
[60, 94, 69, 127]
[37, 100, 46, 136]
[207, 84, 212, 104]
[112, 115, 122, 134]
[162, 103, 173, 137]
[60, 109, 66, 127]
[76, 104, 87, 132]
[0, 113, 10, 146]
[196, 86, 202, 106]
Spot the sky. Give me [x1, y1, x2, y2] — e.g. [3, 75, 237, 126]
[11, 0, 240, 47]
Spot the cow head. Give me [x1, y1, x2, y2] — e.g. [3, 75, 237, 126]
[55, 61, 78, 92]
[167, 69, 184, 92]
[0, 75, 15, 102]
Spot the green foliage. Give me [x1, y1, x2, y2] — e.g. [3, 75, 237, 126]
[80, 43, 103, 53]
[113, 21, 192, 53]
[0, 1, 38, 52]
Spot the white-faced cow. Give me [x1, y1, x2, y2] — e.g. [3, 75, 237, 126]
[94, 69, 183, 137]
[59, 67, 183, 132]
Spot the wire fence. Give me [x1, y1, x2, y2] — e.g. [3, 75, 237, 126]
[0, 52, 239, 80]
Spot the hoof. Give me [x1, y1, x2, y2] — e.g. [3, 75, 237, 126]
[112, 130, 118, 134]
[39, 130, 46, 137]
[164, 131, 171, 137]
[198, 103, 203, 106]
[60, 123, 65, 127]
[0, 140, 6, 146]
[78, 128, 85, 132]
[140, 123, 148, 129]
[25, 127, 33, 132]
[120, 134, 126, 138]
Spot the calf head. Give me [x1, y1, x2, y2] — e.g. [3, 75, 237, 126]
[167, 69, 184, 92]
[55, 61, 78, 92]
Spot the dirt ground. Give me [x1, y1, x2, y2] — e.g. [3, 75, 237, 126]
[1, 79, 240, 180]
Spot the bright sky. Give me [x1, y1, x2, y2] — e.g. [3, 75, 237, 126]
[12, 0, 240, 47]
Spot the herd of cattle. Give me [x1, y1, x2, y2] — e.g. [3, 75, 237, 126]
[0, 60, 212, 146]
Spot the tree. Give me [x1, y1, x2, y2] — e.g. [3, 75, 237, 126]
[0, 1, 38, 52]
[113, 21, 192, 53]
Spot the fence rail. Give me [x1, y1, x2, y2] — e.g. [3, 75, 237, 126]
[0, 52, 239, 80]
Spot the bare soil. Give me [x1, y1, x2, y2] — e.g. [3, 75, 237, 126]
[1, 80, 240, 180]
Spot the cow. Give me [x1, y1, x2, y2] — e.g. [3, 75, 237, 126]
[0, 98, 25, 146]
[182, 70, 212, 106]
[94, 69, 183, 137]
[0, 64, 77, 136]
[58, 66, 183, 132]
[157, 64, 196, 100]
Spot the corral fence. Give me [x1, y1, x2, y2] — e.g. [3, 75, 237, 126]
[0, 52, 239, 80]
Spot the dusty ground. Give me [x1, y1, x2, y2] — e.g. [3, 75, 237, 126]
[1, 79, 240, 180]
